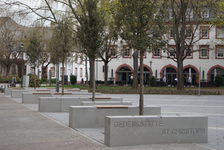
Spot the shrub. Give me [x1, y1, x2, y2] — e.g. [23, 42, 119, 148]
[149, 76, 156, 87]
[28, 74, 40, 88]
[70, 75, 77, 85]
[50, 79, 57, 84]
[0, 76, 21, 83]
[215, 75, 224, 87]
[0, 76, 10, 83]
[40, 78, 48, 84]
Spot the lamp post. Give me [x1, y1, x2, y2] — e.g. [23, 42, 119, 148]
[19, 43, 25, 88]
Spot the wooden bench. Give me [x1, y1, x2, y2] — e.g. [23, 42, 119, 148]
[96, 105, 129, 109]
[67, 89, 81, 92]
[89, 97, 112, 100]
[32, 93, 51, 95]
[36, 90, 51, 92]
[53, 93, 72, 95]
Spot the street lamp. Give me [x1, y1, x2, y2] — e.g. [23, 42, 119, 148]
[19, 43, 25, 88]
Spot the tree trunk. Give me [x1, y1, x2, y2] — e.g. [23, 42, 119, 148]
[6, 64, 10, 77]
[56, 63, 60, 93]
[132, 50, 138, 89]
[177, 59, 184, 91]
[104, 61, 109, 85]
[62, 61, 65, 95]
[89, 60, 93, 88]
[85, 57, 88, 84]
[34, 65, 36, 89]
[90, 57, 95, 102]
[139, 50, 144, 115]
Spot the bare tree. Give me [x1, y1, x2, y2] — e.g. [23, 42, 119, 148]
[166, 0, 217, 90]
[0, 16, 25, 77]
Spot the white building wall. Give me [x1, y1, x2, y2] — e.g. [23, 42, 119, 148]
[96, 25, 224, 83]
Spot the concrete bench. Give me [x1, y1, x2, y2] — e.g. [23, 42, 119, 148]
[36, 89, 51, 92]
[81, 101, 132, 106]
[89, 97, 122, 101]
[22, 92, 52, 104]
[4, 88, 12, 95]
[105, 115, 208, 146]
[11, 89, 33, 98]
[39, 97, 124, 112]
[69, 106, 161, 128]
[53, 93, 73, 95]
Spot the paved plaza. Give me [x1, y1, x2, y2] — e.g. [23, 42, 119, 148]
[0, 93, 223, 150]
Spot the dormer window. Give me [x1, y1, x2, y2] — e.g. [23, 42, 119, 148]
[201, 9, 209, 19]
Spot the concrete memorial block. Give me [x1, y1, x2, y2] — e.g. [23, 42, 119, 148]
[69, 106, 161, 128]
[39, 97, 124, 112]
[81, 101, 132, 106]
[11, 89, 32, 98]
[105, 115, 208, 147]
[4, 88, 12, 95]
[39, 97, 61, 112]
[22, 92, 52, 104]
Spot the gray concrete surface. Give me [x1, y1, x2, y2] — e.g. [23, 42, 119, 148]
[69, 105, 161, 128]
[0, 93, 217, 150]
[105, 115, 208, 146]
[38, 94, 224, 150]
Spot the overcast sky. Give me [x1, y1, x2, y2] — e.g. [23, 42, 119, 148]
[0, 0, 60, 26]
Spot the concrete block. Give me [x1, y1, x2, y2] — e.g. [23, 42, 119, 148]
[69, 106, 161, 128]
[105, 115, 208, 146]
[22, 92, 52, 104]
[39, 97, 61, 112]
[4, 88, 12, 95]
[39, 97, 124, 112]
[11, 89, 32, 98]
[81, 101, 132, 106]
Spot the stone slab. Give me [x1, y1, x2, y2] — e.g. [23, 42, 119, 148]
[69, 106, 161, 128]
[105, 115, 208, 147]
[22, 93, 53, 104]
[11, 89, 32, 98]
[81, 101, 132, 106]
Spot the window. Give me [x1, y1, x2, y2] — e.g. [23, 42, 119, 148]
[200, 27, 209, 39]
[202, 70, 205, 80]
[102, 66, 105, 72]
[123, 45, 131, 58]
[111, 69, 114, 78]
[50, 67, 55, 77]
[74, 67, 78, 76]
[201, 9, 209, 18]
[109, 45, 117, 57]
[80, 68, 83, 77]
[153, 48, 161, 58]
[216, 46, 224, 59]
[168, 46, 176, 58]
[185, 46, 193, 59]
[155, 70, 158, 78]
[199, 45, 209, 59]
[186, 28, 192, 38]
[138, 50, 146, 58]
[216, 27, 224, 39]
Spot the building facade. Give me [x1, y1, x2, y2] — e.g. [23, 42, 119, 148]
[95, 24, 224, 86]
